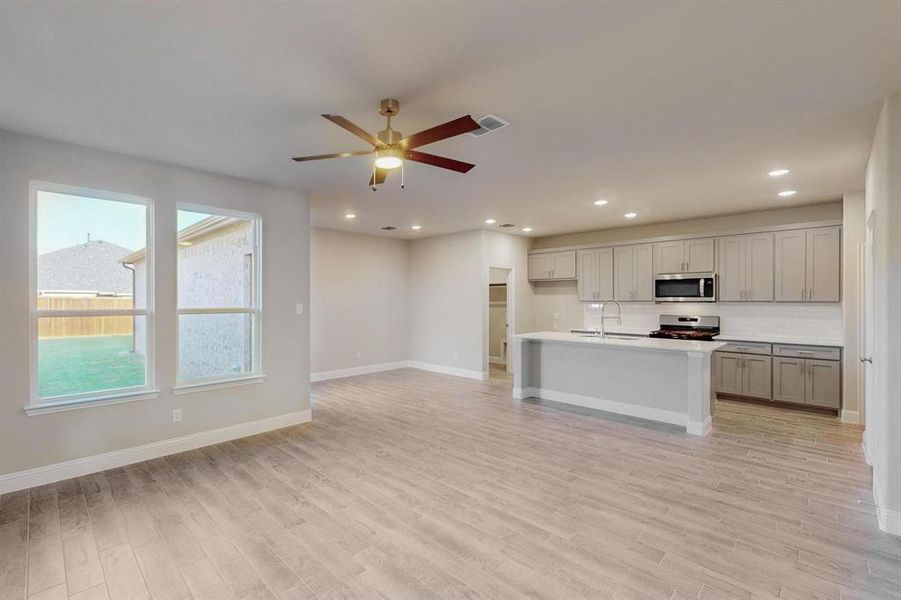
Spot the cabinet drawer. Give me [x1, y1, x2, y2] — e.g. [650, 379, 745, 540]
[773, 344, 841, 361]
[717, 341, 772, 355]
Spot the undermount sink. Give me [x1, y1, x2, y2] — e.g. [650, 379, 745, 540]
[580, 333, 641, 340]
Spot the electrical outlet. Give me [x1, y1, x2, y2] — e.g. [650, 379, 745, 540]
[453, 351, 459, 359]
[172, 408, 182, 423]
[296, 303, 304, 315]
[355, 351, 361, 359]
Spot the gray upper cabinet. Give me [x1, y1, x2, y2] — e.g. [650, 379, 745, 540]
[774, 227, 840, 302]
[716, 233, 774, 302]
[653, 238, 715, 274]
[578, 248, 614, 302]
[614, 244, 653, 301]
[654, 241, 686, 274]
[528, 251, 577, 281]
[806, 227, 841, 302]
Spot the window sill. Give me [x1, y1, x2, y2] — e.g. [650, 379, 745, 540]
[24, 389, 161, 416]
[172, 374, 266, 396]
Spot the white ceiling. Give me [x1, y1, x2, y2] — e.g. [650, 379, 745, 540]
[2, 1, 900, 239]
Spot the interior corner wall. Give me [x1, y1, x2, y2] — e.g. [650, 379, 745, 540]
[407, 230, 485, 376]
[841, 191, 865, 420]
[310, 228, 409, 375]
[0, 130, 311, 477]
[864, 92, 901, 532]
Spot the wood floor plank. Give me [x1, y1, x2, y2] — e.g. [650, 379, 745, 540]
[62, 530, 105, 595]
[98, 543, 150, 600]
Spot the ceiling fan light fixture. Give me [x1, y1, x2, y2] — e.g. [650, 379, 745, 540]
[374, 148, 403, 170]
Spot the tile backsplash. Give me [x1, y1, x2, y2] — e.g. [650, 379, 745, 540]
[582, 302, 842, 341]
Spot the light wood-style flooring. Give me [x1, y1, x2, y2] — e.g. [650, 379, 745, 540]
[2, 367, 900, 599]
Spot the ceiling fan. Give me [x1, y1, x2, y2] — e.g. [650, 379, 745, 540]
[292, 98, 480, 190]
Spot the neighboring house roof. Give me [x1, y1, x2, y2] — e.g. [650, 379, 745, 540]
[120, 216, 250, 264]
[37, 240, 134, 294]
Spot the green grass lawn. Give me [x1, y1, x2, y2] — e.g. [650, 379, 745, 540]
[38, 335, 145, 398]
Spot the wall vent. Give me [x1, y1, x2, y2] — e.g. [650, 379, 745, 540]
[381, 226, 397, 231]
[469, 114, 509, 137]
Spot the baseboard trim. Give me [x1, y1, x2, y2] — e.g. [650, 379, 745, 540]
[311, 361, 408, 382]
[513, 387, 691, 431]
[687, 415, 713, 437]
[873, 481, 901, 536]
[841, 409, 860, 424]
[0, 409, 312, 495]
[407, 361, 488, 381]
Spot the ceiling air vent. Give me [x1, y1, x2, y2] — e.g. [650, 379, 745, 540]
[381, 226, 397, 231]
[498, 223, 515, 228]
[469, 114, 509, 137]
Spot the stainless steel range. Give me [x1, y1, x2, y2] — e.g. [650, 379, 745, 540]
[649, 315, 720, 341]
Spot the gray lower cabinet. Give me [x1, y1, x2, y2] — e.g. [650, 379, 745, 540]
[743, 354, 773, 400]
[714, 352, 772, 400]
[773, 356, 841, 408]
[714, 352, 743, 396]
[773, 357, 806, 404]
[805, 359, 841, 408]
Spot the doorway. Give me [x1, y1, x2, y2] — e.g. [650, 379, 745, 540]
[488, 266, 513, 377]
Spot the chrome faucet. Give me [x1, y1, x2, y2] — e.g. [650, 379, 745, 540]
[599, 299, 622, 338]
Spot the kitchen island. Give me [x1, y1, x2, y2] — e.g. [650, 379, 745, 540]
[511, 332, 726, 436]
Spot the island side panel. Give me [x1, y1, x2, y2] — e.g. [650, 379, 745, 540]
[524, 340, 691, 426]
[511, 337, 532, 399]
[685, 351, 714, 436]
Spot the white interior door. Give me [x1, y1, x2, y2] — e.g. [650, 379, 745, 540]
[863, 214, 876, 460]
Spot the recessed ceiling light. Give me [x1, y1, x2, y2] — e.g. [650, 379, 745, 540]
[484, 218, 496, 224]
[344, 213, 357, 219]
[522, 227, 533, 233]
[624, 212, 638, 219]
[778, 190, 797, 197]
[594, 199, 609, 206]
[411, 224, 421, 230]
[768, 169, 790, 177]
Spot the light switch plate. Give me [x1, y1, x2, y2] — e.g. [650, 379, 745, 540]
[296, 303, 304, 315]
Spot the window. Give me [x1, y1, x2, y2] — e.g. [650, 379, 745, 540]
[176, 205, 261, 386]
[30, 182, 154, 410]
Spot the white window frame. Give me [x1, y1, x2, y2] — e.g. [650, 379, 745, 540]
[173, 203, 263, 391]
[27, 181, 157, 415]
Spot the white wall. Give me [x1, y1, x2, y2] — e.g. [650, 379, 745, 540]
[310, 228, 408, 376]
[841, 191, 865, 419]
[0, 130, 310, 476]
[864, 92, 901, 534]
[404, 230, 535, 378]
[407, 230, 485, 376]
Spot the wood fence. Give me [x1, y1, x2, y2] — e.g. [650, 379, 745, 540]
[37, 296, 135, 338]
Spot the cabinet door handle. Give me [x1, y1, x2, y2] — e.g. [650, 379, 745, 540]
[747, 289, 752, 301]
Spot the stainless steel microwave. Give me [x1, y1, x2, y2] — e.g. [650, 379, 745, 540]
[653, 273, 717, 302]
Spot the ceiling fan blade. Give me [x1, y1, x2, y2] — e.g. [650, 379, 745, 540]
[404, 150, 475, 173]
[399, 116, 481, 149]
[368, 168, 389, 186]
[292, 150, 373, 162]
[322, 114, 386, 147]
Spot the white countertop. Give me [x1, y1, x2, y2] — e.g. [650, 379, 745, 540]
[515, 331, 726, 355]
[716, 334, 843, 347]
[571, 328, 843, 348]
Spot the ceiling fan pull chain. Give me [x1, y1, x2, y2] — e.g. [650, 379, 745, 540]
[372, 161, 378, 191]
[401, 160, 405, 189]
